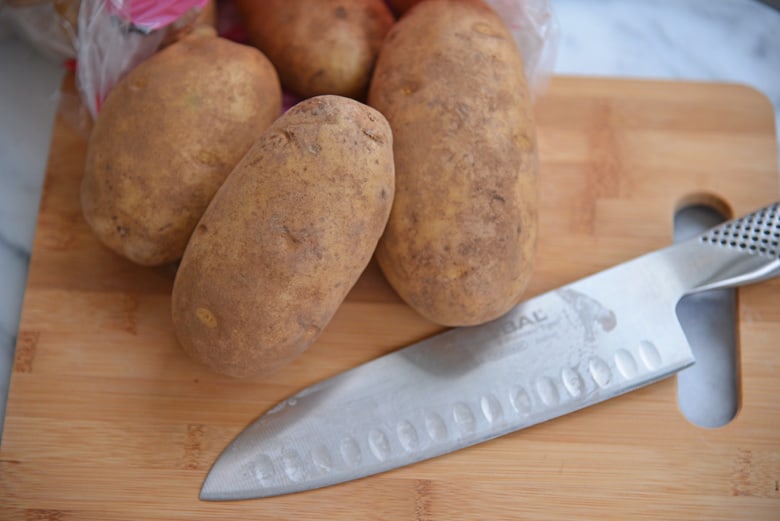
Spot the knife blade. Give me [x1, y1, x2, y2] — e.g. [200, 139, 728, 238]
[201, 201, 780, 501]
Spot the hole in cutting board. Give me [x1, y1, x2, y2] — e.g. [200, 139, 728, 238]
[674, 203, 739, 428]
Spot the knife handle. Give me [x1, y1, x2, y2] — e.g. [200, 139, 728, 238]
[684, 201, 780, 293]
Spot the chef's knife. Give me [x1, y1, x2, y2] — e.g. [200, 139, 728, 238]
[201, 201, 780, 501]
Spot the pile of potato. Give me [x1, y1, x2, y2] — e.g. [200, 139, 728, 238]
[80, 0, 539, 378]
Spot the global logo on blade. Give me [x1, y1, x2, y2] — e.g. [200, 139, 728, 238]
[500, 309, 549, 336]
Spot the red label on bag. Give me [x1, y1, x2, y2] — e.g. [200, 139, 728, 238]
[106, 0, 209, 31]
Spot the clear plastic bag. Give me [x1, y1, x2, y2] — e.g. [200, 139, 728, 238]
[485, 0, 559, 96]
[76, 0, 210, 118]
[3, 0, 557, 123]
[0, 0, 211, 121]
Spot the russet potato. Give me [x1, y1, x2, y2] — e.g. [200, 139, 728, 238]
[81, 28, 282, 266]
[172, 95, 395, 378]
[368, 0, 539, 326]
[235, 0, 394, 100]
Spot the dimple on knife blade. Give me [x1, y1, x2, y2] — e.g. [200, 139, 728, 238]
[201, 201, 780, 501]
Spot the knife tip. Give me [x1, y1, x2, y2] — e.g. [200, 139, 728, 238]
[199, 473, 220, 501]
[199, 467, 264, 501]
[199, 465, 244, 501]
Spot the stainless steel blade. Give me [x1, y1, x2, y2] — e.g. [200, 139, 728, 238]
[201, 202, 780, 501]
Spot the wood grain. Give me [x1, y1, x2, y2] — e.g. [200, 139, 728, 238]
[1, 75, 779, 520]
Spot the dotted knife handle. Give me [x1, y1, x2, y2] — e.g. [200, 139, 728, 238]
[683, 201, 780, 294]
[699, 202, 780, 259]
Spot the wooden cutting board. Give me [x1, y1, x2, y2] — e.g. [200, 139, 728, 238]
[1, 75, 778, 520]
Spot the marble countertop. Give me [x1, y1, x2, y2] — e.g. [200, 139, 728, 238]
[1, 0, 779, 440]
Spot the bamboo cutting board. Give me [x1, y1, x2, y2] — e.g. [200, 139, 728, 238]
[1, 76, 779, 520]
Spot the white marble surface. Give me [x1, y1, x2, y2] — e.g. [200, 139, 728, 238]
[0, 0, 779, 439]
[0, 18, 64, 440]
[553, 0, 780, 146]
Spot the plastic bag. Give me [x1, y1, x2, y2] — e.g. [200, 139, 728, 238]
[76, 0, 209, 118]
[485, 0, 559, 96]
[0, 0, 211, 121]
[104, 0, 208, 32]
[3, 0, 556, 123]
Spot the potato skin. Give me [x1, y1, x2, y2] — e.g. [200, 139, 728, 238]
[235, 0, 394, 99]
[388, 0, 424, 15]
[368, 0, 539, 326]
[81, 32, 282, 266]
[171, 96, 395, 378]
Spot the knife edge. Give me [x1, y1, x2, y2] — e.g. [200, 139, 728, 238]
[201, 201, 780, 501]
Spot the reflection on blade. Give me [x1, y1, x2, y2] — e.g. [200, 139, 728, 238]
[201, 247, 696, 500]
[199, 202, 780, 500]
